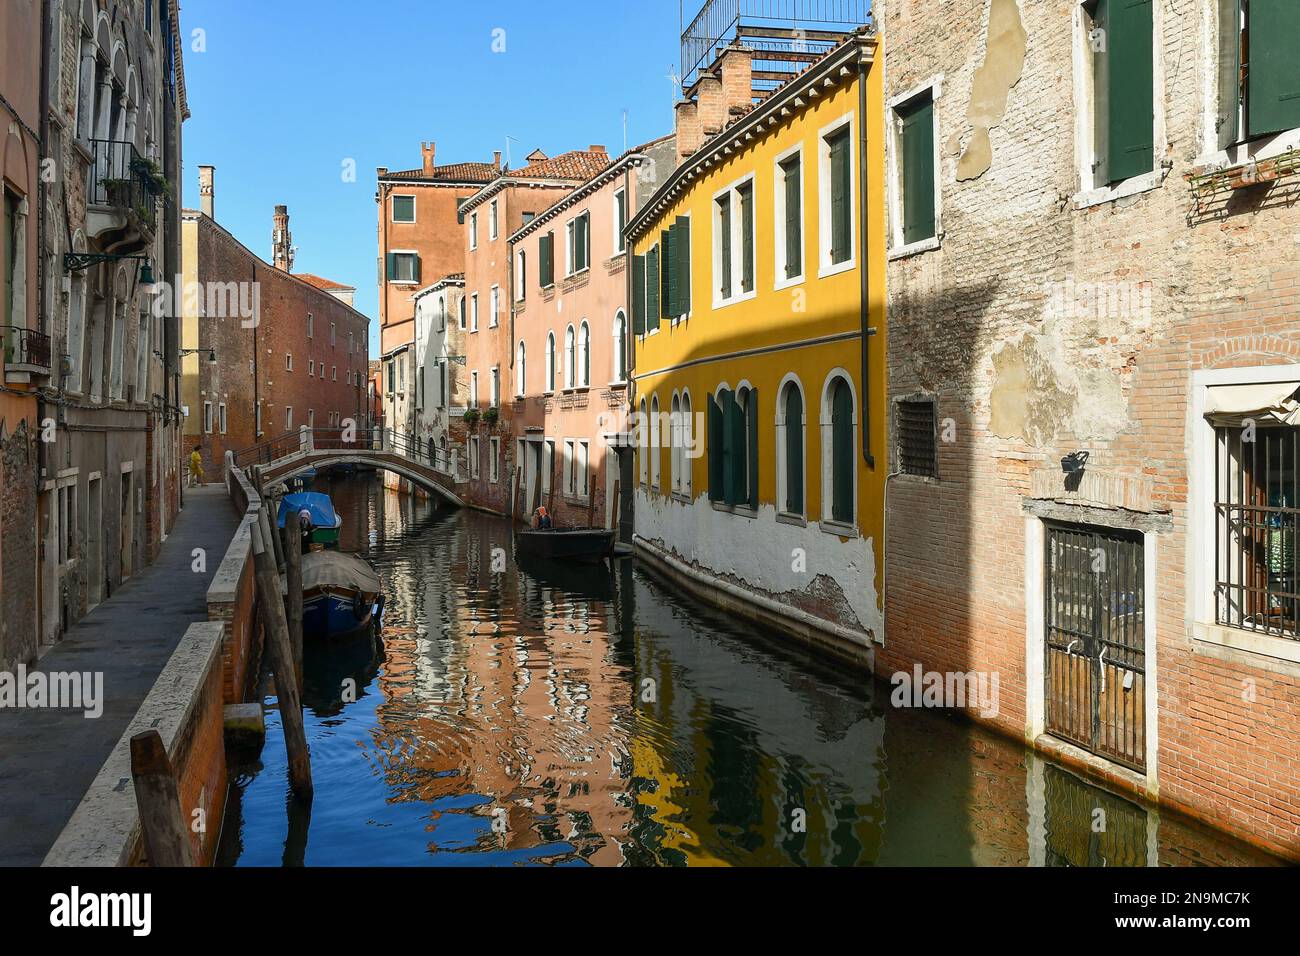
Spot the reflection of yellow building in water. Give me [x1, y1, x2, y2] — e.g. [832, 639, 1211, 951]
[627, 29, 886, 664]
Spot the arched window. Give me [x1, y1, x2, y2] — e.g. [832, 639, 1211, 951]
[650, 394, 661, 490]
[516, 341, 526, 397]
[680, 391, 693, 495]
[822, 372, 856, 525]
[564, 325, 575, 389]
[579, 321, 591, 387]
[546, 332, 556, 392]
[670, 393, 682, 493]
[707, 384, 754, 507]
[777, 378, 805, 516]
[612, 311, 626, 382]
[639, 398, 649, 485]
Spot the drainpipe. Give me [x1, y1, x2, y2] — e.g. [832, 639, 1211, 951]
[36, 0, 52, 487]
[857, 50, 875, 470]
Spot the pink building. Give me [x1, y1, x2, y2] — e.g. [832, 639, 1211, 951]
[507, 136, 676, 534]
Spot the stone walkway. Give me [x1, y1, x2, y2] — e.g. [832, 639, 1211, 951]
[0, 485, 235, 866]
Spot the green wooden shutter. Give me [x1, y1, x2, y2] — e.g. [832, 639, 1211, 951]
[739, 183, 754, 293]
[1247, 0, 1300, 138]
[412, 254, 421, 284]
[746, 388, 758, 509]
[1106, 0, 1154, 183]
[385, 252, 397, 280]
[675, 216, 691, 314]
[718, 196, 732, 298]
[662, 228, 676, 319]
[632, 253, 646, 334]
[899, 103, 934, 245]
[785, 386, 803, 514]
[539, 234, 550, 287]
[784, 157, 801, 278]
[1216, 0, 1242, 147]
[831, 379, 854, 523]
[646, 247, 660, 331]
[721, 388, 740, 505]
[576, 214, 588, 271]
[708, 394, 724, 501]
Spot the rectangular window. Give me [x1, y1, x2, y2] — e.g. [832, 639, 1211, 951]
[386, 252, 421, 283]
[470, 436, 480, 479]
[330, 322, 336, 346]
[203, 401, 213, 434]
[896, 398, 938, 478]
[1086, 0, 1154, 185]
[459, 297, 466, 329]
[614, 189, 627, 253]
[738, 182, 754, 294]
[286, 352, 293, 371]
[489, 437, 501, 482]
[540, 232, 555, 288]
[392, 195, 415, 223]
[3, 191, 16, 330]
[219, 402, 227, 434]
[516, 250, 526, 301]
[469, 212, 478, 249]
[577, 441, 589, 497]
[632, 254, 646, 335]
[894, 96, 935, 245]
[285, 406, 294, 430]
[776, 151, 803, 282]
[490, 367, 499, 407]
[307, 313, 314, 338]
[471, 293, 479, 331]
[309, 360, 315, 377]
[470, 370, 478, 406]
[489, 200, 499, 240]
[332, 366, 337, 381]
[715, 193, 732, 299]
[566, 213, 590, 275]
[308, 409, 315, 428]
[490, 285, 500, 327]
[564, 440, 576, 495]
[543, 439, 554, 493]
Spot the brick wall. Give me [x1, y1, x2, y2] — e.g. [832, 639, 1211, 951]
[880, 0, 1300, 859]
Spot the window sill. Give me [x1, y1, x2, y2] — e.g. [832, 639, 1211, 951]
[711, 501, 759, 518]
[671, 491, 692, 505]
[774, 273, 806, 292]
[1072, 170, 1163, 210]
[818, 518, 858, 538]
[389, 280, 419, 286]
[775, 511, 807, 528]
[1192, 621, 1300, 667]
[818, 257, 856, 278]
[712, 289, 757, 310]
[887, 236, 940, 261]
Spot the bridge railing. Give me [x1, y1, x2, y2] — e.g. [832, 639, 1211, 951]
[231, 426, 468, 485]
[231, 430, 305, 468]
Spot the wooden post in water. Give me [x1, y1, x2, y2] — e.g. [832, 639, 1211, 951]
[251, 515, 313, 800]
[610, 479, 620, 533]
[267, 501, 286, 572]
[587, 470, 597, 527]
[283, 509, 304, 692]
[130, 729, 194, 867]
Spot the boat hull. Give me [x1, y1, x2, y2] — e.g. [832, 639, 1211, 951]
[516, 528, 615, 563]
[303, 587, 379, 639]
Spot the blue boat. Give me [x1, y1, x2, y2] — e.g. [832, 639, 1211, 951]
[278, 492, 343, 547]
[300, 550, 384, 638]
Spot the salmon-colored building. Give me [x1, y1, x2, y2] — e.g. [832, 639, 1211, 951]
[507, 136, 677, 533]
[454, 147, 612, 515]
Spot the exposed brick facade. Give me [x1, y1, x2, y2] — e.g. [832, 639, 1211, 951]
[879, 0, 1300, 859]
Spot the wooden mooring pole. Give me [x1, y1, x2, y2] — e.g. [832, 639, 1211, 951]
[268, 500, 286, 572]
[283, 509, 304, 692]
[130, 729, 194, 867]
[251, 513, 313, 800]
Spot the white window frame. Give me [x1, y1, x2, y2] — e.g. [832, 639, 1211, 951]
[202, 401, 213, 434]
[1071, 3, 1167, 209]
[490, 366, 500, 407]
[286, 352, 293, 371]
[391, 194, 416, 224]
[219, 402, 227, 434]
[389, 249, 420, 284]
[543, 439, 554, 493]
[516, 342, 526, 397]
[773, 142, 806, 290]
[285, 406, 294, 431]
[489, 436, 501, 482]
[711, 173, 757, 309]
[611, 310, 627, 384]
[546, 332, 557, 393]
[612, 187, 627, 254]
[469, 212, 478, 250]
[886, 78, 944, 260]
[490, 285, 500, 328]
[564, 325, 575, 389]
[489, 200, 499, 241]
[470, 370, 478, 407]
[471, 293, 479, 332]
[818, 368, 858, 532]
[578, 320, 590, 387]
[308, 359, 315, 377]
[816, 110, 862, 275]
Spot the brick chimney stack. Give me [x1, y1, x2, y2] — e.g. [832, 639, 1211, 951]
[198, 165, 215, 218]
[272, 205, 293, 273]
[493, 150, 502, 170]
[677, 44, 754, 161]
[421, 141, 436, 175]
[719, 44, 755, 122]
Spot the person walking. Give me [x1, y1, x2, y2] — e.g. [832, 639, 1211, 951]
[188, 447, 204, 487]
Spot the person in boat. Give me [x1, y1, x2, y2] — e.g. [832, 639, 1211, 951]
[533, 506, 552, 529]
[299, 508, 314, 552]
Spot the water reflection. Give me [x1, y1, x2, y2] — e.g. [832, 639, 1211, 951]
[217, 475, 1279, 867]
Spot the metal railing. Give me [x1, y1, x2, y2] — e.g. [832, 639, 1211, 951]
[89, 138, 159, 232]
[680, 0, 872, 91]
[1, 325, 52, 372]
[232, 426, 467, 482]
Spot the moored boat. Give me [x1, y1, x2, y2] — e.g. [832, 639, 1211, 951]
[278, 491, 343, 548]
[515, 527, 615, 563]
[300, 550, 384, 638]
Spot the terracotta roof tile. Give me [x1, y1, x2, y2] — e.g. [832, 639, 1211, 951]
[383, 161, 500, 183]
[295, 273, 354, 292]
[505, 148, 610, 182]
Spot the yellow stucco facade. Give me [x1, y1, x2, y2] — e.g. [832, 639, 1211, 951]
[629, 32, 887, 656]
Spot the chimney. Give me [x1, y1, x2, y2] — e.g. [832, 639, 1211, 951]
[696, 72, 725, 139]
[675, 99, 702, 160]
[493, 150, 502, 170]
[272, 205, 293, 273]
[198, 165, 215, 218]
[589, 144, 607, 154]
[719, 45, 755, 121]
[421, 141, 436, 175]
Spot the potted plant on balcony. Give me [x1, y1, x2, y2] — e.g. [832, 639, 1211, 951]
[102, 177, 132, 208]
[130, 156, 170, 197]
[462, 407, 481, 426]
[483, 406, 499, 426]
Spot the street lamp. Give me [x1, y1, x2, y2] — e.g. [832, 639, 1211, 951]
[63, 252, 159, 293]
[179, 348, 218, 363]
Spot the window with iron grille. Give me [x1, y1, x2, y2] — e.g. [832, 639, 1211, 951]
[895, 397, 938, 477]
[1214, 423, 1300, 640]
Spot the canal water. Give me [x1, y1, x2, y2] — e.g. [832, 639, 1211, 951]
[217, 474, 1279, 866]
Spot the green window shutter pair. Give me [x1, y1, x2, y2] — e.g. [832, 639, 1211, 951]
[632, 253, 646, 334]
[411, 255, 421, 284]
[718, 196, 732, 298]
[681, 217, 691, 314]
[829, 127, 854, 257]
[1247, 0, 1300, 138]
[539, 234, 553, 287]
[1104, 0, 1155, 183]
[784, 387, 803, 514]
[739, 183, 754, 293]
[783, 158, 802, 278]
[575, 214, 589, 271]
[385, 253, 397, 281]
[721, 388, 741, 505]
[897, 101, 934, 246]
[708, 395, 724, 502]
[646, 247, 660, 331]
[745, 388, 759, 509]
[661, 228, 676, 320]
[831, 379, 854, 523]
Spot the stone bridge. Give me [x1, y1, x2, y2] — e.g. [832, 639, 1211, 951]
[226, 426, 467, 507]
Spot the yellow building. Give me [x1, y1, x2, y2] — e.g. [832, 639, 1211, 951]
[626, 29, 885, 665]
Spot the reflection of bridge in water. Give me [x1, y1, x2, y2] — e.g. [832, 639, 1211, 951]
[228, 427, 467, 506]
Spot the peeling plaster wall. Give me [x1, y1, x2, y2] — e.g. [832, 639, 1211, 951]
[957, 0, 1028, 181]
[634, 489, 883, 642]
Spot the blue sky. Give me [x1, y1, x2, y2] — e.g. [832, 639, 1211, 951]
[180, 0, 684, 355]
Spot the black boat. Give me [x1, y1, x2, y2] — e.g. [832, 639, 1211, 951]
[515, 527, 615, 563]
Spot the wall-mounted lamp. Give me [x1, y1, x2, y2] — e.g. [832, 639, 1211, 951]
[1060, 451, 1090, 474]
[179, 348, 218, 364]
[63, 252, 158, 294]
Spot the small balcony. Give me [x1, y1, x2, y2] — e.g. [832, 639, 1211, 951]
[2, 325, 52, 383]
[86, 139, 162, 246]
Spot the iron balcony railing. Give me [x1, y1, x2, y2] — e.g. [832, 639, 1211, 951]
[89, 138, 159, 232]
[2, 325, 52, 373]
[680, 0, 872, 92]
